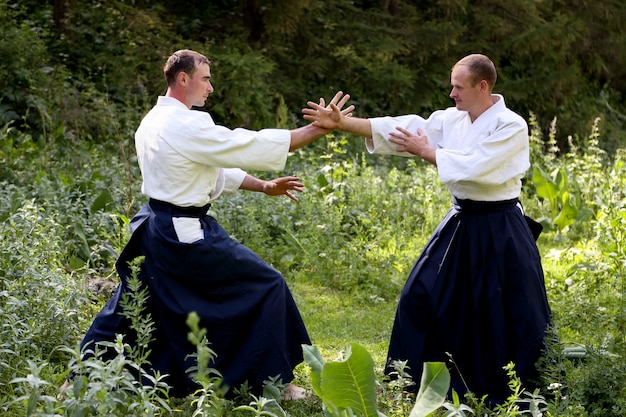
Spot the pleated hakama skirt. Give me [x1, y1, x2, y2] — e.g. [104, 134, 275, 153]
[386, 198, 551, 404]
[80, 199, 311, 397]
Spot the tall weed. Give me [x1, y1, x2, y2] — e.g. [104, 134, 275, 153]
[2, 113, 626, 415]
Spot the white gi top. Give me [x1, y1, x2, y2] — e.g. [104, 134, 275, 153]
[135, 96, 291, 207]
[367, 95, 529, 201]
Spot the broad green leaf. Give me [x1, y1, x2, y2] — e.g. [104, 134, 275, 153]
[532, 167, 558, 201]
[73, 222, 91, 261]
[554, 199, 578, 229]
[409, 362, 450, 417]
[317, 172, 329, 187]
[577, 207, 594, 222]
[554, 168, 568, 191]
[90, 190, 114, 214]
[302, 344, 325, 398]
[315, 343, 379, 417]
[68, 256, 88, 270]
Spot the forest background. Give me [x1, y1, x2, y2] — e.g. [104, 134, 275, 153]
[1, 0, 626, 416]
[4, 0, 626, 149]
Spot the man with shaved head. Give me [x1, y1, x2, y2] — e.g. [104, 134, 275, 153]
[304, 53, 551, 405]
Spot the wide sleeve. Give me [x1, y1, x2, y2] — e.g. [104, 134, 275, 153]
[222, 168, 247, 193]
[436, 116, 529, 186]
[209, 168, 247, 200]
[366, 113, 445, 156]
[166, 110, 291, 172]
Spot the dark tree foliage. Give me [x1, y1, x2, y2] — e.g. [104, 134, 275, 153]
[2, 0, 625, 150]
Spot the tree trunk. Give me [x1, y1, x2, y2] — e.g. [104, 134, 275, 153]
[383, 0, 400, 16]
[53, 0, 73, 31]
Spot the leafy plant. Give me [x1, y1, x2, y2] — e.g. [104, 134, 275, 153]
[2, 91, 626, 416]
[7, 264, 172, 416]
[531, 165, 581, 231]
[409, 362, 450, 417]
[441, 390, 474, 417]
[381, 360, 417, 416]
[303, 343, 381, 417]
[234, 396, 286, 417]
[186, 311, 230, 417]
[303, 343, 454, 417]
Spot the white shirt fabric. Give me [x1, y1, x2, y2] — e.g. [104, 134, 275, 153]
[366, 95, 529, 201]
[135, 96, 291, 207]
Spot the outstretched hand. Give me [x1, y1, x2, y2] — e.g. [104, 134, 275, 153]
[262, 176, 304, 202]
[302, 91, 354, 130]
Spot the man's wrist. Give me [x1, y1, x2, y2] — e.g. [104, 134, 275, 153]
[309, 123, 331, 137]
[261, 180, 270, 194]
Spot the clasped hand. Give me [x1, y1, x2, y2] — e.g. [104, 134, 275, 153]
[388, 127, 428, 156]
[302, 91, 354, 130]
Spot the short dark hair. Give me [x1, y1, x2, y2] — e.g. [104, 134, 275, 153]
[453, 54, 497, 90]
[163, 49, 211, 86]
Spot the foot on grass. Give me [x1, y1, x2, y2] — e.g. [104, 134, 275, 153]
[284, 383, 311, 401]
[59, 380, 71, 401]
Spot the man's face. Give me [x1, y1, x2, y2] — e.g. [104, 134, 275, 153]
[186, 62, 214, 107]
[449, 65, 481, 113]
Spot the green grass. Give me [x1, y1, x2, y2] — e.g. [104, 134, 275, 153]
[2, 124, 626, 415]
[294, 281, 397, 365]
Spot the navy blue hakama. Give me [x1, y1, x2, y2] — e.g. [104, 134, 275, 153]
[385, 198, 551, 404]
[80, 199, 311, 397]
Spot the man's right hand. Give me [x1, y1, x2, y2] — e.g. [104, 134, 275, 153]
[303, 91, 353, 130]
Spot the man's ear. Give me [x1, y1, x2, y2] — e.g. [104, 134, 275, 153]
[177, 71, 188, 86]
[479, 79, 489, 92]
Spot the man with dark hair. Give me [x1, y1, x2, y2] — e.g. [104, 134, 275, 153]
[163, 49, 211, 86]
[304, 53, 551, 404]
[64, 49, 353, 400]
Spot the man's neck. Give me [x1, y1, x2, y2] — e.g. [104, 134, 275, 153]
[469, 95, 496, 122]
[165, 89, 191, 109]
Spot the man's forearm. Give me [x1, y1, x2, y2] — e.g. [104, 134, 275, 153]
[289, 115, 373, 151]
[289, 124, 328, 151]
[337, 116, 373, 138]
[239, 174, 265, 192]
[420, 147, 437, 166]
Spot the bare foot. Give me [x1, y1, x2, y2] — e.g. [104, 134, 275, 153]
[284, 383, 311, 401]
[59, 380, 71, 401]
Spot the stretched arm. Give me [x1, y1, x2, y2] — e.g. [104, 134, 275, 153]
[239, 174, 304, 202]
[303, 98, 372, 138]
[289, 91, 355, 151]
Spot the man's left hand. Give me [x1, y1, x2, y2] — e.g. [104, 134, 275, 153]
[263, 176, 304, 201]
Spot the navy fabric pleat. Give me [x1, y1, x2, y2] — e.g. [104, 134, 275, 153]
[386, 199, 551, 404]
[81, 200, 311, 397]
